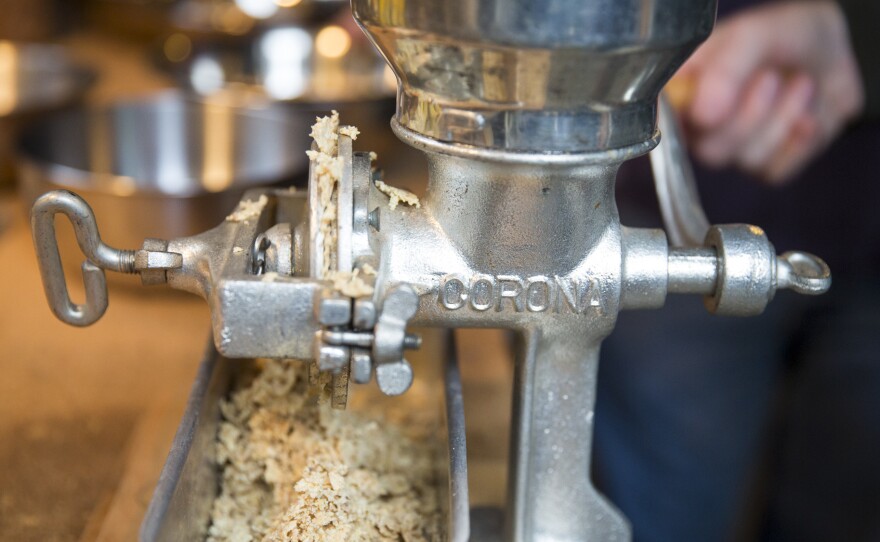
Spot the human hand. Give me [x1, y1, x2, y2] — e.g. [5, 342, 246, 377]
[672, 1, 864, 183]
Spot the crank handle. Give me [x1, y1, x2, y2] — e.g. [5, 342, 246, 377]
[670, 225, 831, 316]
[623, 224, 832, 316]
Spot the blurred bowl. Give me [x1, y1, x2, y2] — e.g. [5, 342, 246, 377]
[17, 91, 310, 279]
[0, 41, 94, 117]
[0, 41, 95, 184]
[159, 26, 393, 103]
[86, 0, 347, 40]
[169, 0, 347, 35]
[157, 20, 401, 159]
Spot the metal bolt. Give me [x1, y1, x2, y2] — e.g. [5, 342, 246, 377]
[368, 207, 380, 231]
[403, 333, 422, 349]
[352, 298, 377, 329]
[135, 250, 183, 271]
[135, 238, 182, 285]
[316, 292, 352, 326]
[316, 343, 350, 373]
[350, 348, 372, 384]
[321, 330, 372, 347]
[251, 233, 270, 275]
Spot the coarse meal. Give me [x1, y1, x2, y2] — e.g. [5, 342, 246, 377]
[305, 110, 374, 296]
[206, 359, 445, 542]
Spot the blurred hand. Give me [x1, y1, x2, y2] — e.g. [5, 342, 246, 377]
[673, 1, 864, 183]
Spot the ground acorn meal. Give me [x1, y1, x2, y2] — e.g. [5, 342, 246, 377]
[206, 359, 444, 542]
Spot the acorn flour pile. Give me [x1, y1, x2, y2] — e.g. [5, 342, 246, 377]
[206, 359, 443, 541]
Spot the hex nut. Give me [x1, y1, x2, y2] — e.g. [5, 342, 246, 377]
[137, 238, 179, 285]
[135, 250, 183, 270]
[315, 291, 351, 326]
[316, 344, 350, 373]
[352, 299, 377, 330]
[350, 348, 372, 384]
[143, 238, 167, 251]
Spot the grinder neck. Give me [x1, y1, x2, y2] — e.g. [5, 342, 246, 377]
[395, 121, 658, 274]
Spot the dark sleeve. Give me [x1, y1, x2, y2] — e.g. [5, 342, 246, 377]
[838, 1, 880, 119]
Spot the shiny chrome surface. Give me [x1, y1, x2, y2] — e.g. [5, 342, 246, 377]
[353, 0, 717, 153]
[157, 21, 401, 159]
[17, 92, 309, 252]
[445, 333, 471, 542]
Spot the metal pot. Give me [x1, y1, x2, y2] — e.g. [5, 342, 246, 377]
[17, 91, 311, 279]
[0, 40, 95, 184]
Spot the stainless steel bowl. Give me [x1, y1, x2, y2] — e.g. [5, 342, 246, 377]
[87, 0, 347, 39]
[0, 40, 95, 184]
[0, 41, 94, 118]
[158, 23, 393, 103]
[17, 92, 310, 273]
[156, 20, 403, 169]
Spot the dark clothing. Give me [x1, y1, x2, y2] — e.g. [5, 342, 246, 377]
[593, 2, 880, 541]
[839, 1, 880, 119]
[596, 121, 880, 542]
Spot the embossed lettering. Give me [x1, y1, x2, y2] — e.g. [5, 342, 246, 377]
[525, 276, 553, 312]
[437, 273, 603, 314]
[555, 276, 581, 313]
[440, 276, 467, 310]
[470, 276, 495, 311]
[496, 275, 524, 312]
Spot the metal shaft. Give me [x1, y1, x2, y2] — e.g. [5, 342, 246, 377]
[668, 248, 718, 294]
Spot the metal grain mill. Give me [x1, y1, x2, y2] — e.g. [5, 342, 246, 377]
[31, 1, 832, 541]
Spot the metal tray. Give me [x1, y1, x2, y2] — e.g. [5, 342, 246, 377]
[140, 330, 470, 541]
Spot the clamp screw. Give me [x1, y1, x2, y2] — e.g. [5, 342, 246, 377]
[368, 207, 381, 232]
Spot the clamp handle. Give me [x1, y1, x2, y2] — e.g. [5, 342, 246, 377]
[30, 190, 135, 326]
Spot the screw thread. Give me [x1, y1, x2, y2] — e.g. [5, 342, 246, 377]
[403, 334, 422, 350]
[117, 249, 137, 274]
